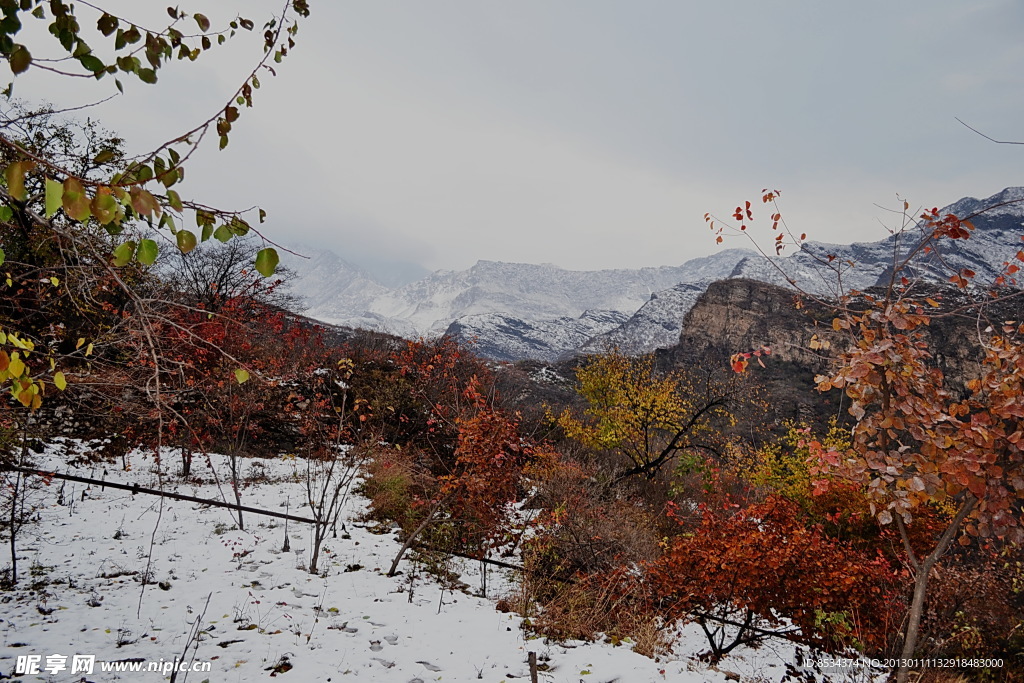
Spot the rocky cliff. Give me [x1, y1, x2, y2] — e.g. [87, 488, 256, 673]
[663, 277, 1024, 427]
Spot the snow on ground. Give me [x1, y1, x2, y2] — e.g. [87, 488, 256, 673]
[1, 445, 881, 682]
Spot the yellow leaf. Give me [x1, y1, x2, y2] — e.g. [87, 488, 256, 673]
[54, 371, 67, 391]
[85, 343, 94, 356]
[234, 368, 250, 384]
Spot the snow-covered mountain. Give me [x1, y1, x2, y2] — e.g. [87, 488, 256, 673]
[288, 248, 754, 345]
[730, 187, 1024, 296]
[580, 283, 709, 356]
[445, 309, 630, 362]
[280, 248, 390, 320]
[287, 188, 1024, 361]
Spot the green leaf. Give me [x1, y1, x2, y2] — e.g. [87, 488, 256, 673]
[53, 371, 67, 391]
[176, 229, 197, 254]
[167, 189, 183, 212]
[4, 161, 28, 201]
[136, 238, 158, 266]
[63, 178, 91, 221]
[138, 68, 158, 84]
[229, 216, 250, 236]
[45, 178, 63, 217]
[79, 54, 104, 73]
[254, 247, 279, 277]
[201, 224, 213, 242]
[194, 13, 210, 32]
[97, 13, 119, 37]
[234, 368, 250, 384]
[213, 224, 232, 243]
[93, 149, 115, 164]
[9, 45, 31, 75]
[90, 191, 118, 224]
[0, 206, 12, 222]
[0, 247, 4, 266]
[117, 55, 138, 74]
[112, 241, 136, 267]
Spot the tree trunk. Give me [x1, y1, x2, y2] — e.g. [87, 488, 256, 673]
[895, 496, 976, 683]
[7, 468, 19, 586]
[308, 523, 324, 575]
[228, 452, 244, 531]
[180, 446, 192, 478]
[387, 499, 445, 577]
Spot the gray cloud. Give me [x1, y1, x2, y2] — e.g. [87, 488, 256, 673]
[8, 1, 1024, 275]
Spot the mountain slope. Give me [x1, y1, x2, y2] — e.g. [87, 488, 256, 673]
[288, 188, 1024, 361]
[730, 187, 1024, 295]
[446, 309, 630, 362]
[580, 283, 707, 356]
[289, 248, 754, 339]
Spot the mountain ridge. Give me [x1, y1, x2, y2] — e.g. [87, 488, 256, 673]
[286, 188, 1024, 361]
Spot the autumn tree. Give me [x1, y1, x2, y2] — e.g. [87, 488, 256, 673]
[557, 349, 745, 483]
[711, 192, 1024, 682]
[0, 1, 310, 423]
[648, 496, 899, 659]
[0, 6, 310, 585]
[384, 376, 554, 577]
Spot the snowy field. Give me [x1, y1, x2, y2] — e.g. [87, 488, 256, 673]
[1, 445, 882, 682]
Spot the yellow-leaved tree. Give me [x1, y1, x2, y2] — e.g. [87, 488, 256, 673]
[558, 350, 745, 483]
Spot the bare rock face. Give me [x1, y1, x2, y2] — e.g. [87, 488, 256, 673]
[663, 277, 1024, 427]
[678, 278, 833, 370]
[663, 279, 839, 426]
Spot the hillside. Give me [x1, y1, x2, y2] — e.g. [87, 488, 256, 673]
[0, 447, 862, 682]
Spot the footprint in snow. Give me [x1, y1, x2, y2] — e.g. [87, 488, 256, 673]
[384, 635, 399, 645]
[371, 658, 394, 668]
[369, 640, 383, 652]
[416, 661, 442, 672]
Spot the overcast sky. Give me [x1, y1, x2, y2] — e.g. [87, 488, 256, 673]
[7, 1, 1024, 280]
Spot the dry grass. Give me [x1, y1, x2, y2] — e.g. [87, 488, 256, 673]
[507, 563, 672, 659]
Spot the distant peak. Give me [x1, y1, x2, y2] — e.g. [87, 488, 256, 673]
[944, 186, 1024, 217]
